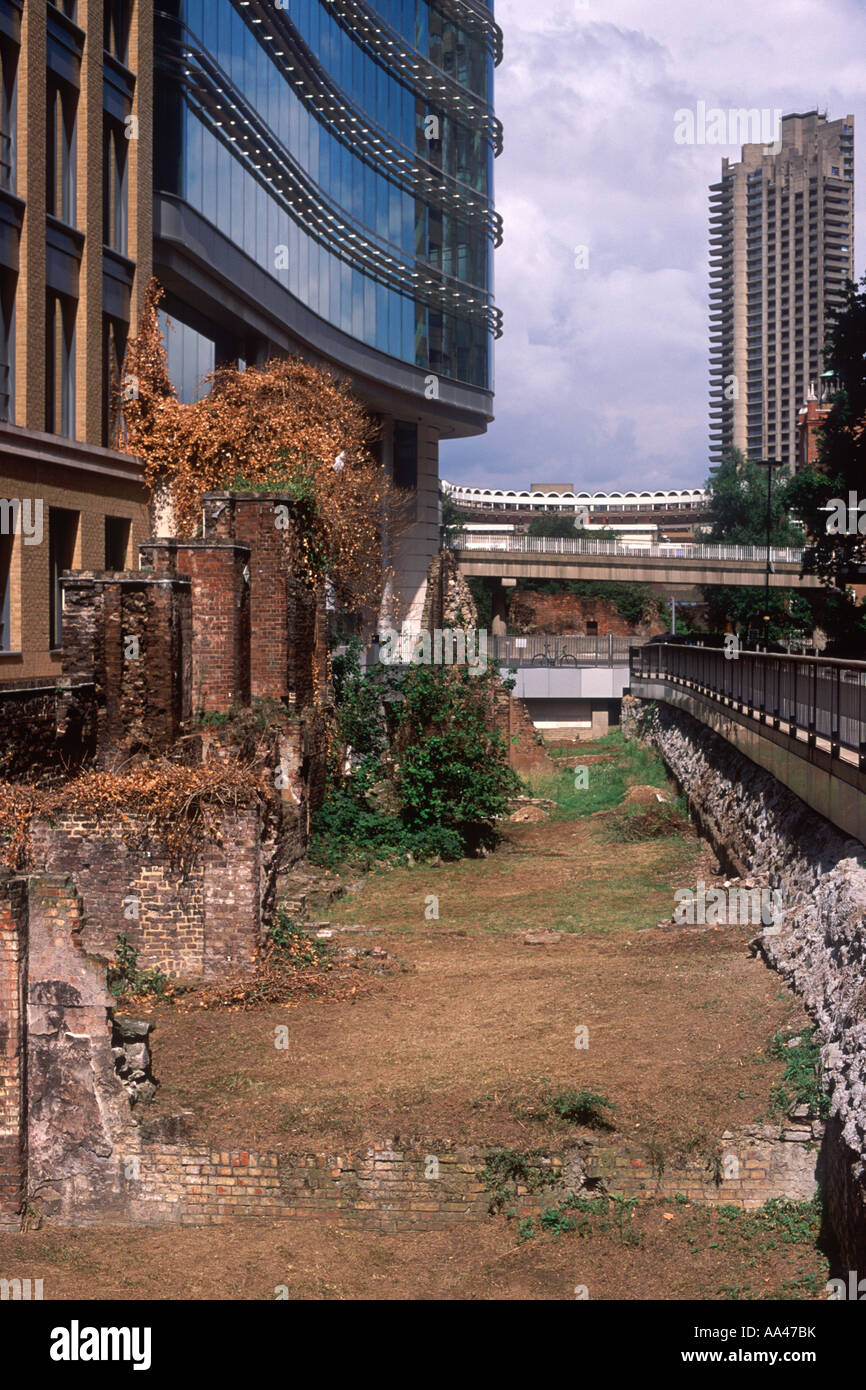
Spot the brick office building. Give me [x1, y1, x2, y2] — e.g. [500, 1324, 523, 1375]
[0, 0, 152, 680]
[1, 0, 504, 678]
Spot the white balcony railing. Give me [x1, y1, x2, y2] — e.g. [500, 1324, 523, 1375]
[453, 534, 805, 564]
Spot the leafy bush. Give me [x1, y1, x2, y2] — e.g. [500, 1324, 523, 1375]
[513, 1086, 617, 1131]
[108, 933, 170, 1002]
[309, 787, 463, 870]
[311, 660, 521, 869]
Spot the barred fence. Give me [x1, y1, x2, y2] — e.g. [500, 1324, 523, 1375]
[631, 643, 866, 768]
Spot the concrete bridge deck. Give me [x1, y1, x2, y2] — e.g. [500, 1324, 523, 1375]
[629, 643, 866, 843]
[456, 534, 820, 589]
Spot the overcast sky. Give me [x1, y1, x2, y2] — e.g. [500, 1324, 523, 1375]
[441, 0, 866, 494]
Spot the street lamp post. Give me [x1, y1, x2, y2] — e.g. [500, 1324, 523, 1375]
[756, 458, 782, 642]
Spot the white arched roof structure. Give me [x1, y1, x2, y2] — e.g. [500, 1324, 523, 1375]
[441, 480, 710, 511]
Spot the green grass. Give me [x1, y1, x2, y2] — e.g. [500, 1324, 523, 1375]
[529, 731, 672, 821]
[765, 1028, 830, 1120]
[517, 1192, 642, 1247]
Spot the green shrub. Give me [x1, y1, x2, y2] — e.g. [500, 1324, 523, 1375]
[108, 933, 170, 1002]
[767, 1029, 830, 1119]
[312, 659, 520, 869]
[514, 1086, 616, 1131]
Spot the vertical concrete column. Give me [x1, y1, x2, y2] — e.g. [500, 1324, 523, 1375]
[127, 0, 154, 326]
[0, 875, 27, 1227]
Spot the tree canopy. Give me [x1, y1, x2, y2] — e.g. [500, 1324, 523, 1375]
[701, 449, 814, 642]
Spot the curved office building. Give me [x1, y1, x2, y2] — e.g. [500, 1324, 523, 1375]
[153, 0, 503, 623]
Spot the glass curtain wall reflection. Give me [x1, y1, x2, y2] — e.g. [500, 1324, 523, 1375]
[155, 0, 499, 390]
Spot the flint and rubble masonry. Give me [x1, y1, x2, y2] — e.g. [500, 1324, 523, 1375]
[622, 694, 866, 1265]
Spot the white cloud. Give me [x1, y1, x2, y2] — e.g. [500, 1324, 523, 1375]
[443, 0, 866, 491]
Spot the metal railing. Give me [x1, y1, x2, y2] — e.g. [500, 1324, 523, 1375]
[455, 533, 805, 563]
[491, 633, 643, 667]
[630, 642, 866, 768]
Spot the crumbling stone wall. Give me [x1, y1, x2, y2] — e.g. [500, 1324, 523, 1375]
[29, 806, 267, 981]
[624, 694, 866, 1265]
[0, 680, 96, 783]
[24, 875, 143, 1224]
[421, 549, 478, 633]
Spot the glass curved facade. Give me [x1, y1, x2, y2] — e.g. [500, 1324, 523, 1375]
[154, 0, 501, 392]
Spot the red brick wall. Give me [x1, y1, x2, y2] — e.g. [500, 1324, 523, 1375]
[491, 684, 552, 775]
[510, 592, 665, 638]
[175, 543, 250, 715]
[202, 493, 325, 708]
[0, 875, 27, 1227]
[61, 572, 192, 764]
[114, 1129, 823, 1232]
[139, 540, 252, 715]
[29, 808, 265, 980]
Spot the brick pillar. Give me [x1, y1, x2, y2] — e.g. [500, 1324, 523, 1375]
[202, 493, 319, 707]
[0, 875, 27, 1227]
[140, 539, 251, 714]
[61, 572, 192, 762]
[174, 542, 250, 714]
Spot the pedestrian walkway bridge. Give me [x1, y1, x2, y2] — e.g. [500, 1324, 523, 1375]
[629, 643, 866, 843]
[456, 533, 819, 589]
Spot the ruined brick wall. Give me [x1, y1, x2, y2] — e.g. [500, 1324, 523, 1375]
[202, 492, 327, 709]
[78, 1127, 822, 1232]
[0, 876, 27, 1226]
[139, 540, 251, 716]
[24, 875, 141, 1224]
[490, 682, 553, 776]
[61, 572, 191, 765]
[175, 543, 250, 715]
[0, 679, 96, 782]
[4, 875, 833, 1232]
[510, 591, 665, 638]
[29, 807, 266, 980]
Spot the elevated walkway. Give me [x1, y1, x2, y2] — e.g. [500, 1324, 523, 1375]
[629, 644, 866, 844]
[456, 534, 819, 589]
